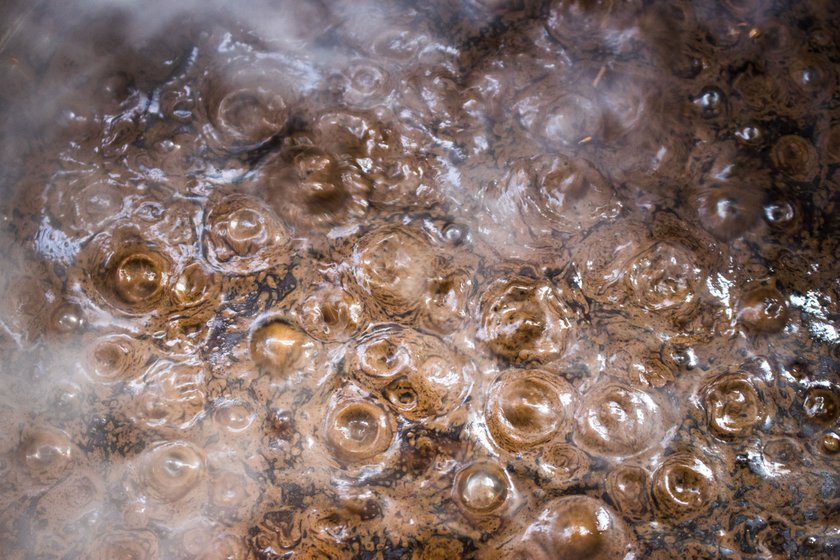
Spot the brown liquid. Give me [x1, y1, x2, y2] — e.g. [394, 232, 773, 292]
[0, 0, 839, 558]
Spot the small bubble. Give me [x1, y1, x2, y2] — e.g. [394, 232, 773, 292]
[737, 285, 788, 334]
[51, 302, 85, 333]
[250, 321, 309, 374]
[442, 223, 468, 244]
[453, 462, 509, 515]
[803, 387, 839, 425]
[735, 125, 763, 146]
[821, 432, 840, 454]
[325, 400, 394, 463]
[693, 87, 724, 117]
[764, 201, 795, 227]
[111, 249, 170, 309]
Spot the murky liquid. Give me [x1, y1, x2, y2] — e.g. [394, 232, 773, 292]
[1, 0, 839, 558]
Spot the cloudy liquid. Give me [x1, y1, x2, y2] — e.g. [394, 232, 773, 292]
[0, 0, 838, 558]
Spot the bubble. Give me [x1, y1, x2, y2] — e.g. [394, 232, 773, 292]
[299, 285, 366, 342]
[85, 333, 147, 382]
[213, 400, 256, 432]
[381, 355, 470, 421]
[485, 368, 575, 451]
[201, 63, 291, 152]
[171, 262, 217, 307]
[821, 432, 840, 454]
[703, 372, 765, 438]
[772, 135, 819, 183]
[453, 461, 510, 516]
[18, 429, 74, 483]
[350, 325, 413, 380]
[75, 181, 124, 228]
[129, 363, 206, 430]
[574, 224, 646, 303]
[693, 87, 725, 118]
[204, 194, 289, 273]
[517, 92, 603, 148]
[506, 155, 617, 233]
[89, 530, 158, 560]
[651, 452, 717, 521]
[737, 285, 788, 334]
[479, 277, 573, 364]
[113, 250, 170, 306]
[788, 54, 835, 98]
[263, 147, 371, 229]
[734, 124, 764, 146]
[442, 223, 469, 245]
[348, 327, 472, 421]
[626, 242, 702, 314]
[159, 81, 195, 122]
[250, 320, 310, 375]
[695, 186, 763, 240]
[522, 495, 631, 560]
[762, 436, 806, 468]
[606, 465, 652, 521]
[536, 443, 591, 490]
[324, 399, 395, 463]
[211, 471, 251, 510]
[419, 269, 473, 334]
[574, 384, 664, 458]
[50, 302, 85, 333]
[763, 199, 798, 229]
[339, 61, 393, 108]
[140, 441, 205, 502]
[352, 225, 435, 315]
[100, 114, 140, 158]
[78, 237, 170, 316]
[803, 387, 839, 426]
[380, 376, 417, 412]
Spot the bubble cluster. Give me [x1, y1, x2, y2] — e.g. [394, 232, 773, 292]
[1, 0, 838, 557]
[346, 324, 472, 422]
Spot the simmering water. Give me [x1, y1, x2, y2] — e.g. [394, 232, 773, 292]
[0, 0, 838, 558]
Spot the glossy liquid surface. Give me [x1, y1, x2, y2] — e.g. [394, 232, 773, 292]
[0, 1, 838, 558]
